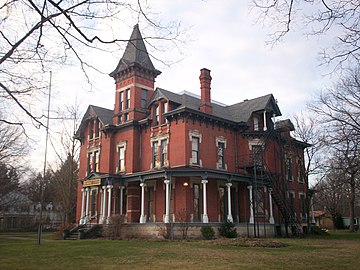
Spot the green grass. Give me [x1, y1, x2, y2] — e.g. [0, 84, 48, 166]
[1, 231, 359, 269]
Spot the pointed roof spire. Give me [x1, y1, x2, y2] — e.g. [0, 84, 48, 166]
[110, 24, 161, 78]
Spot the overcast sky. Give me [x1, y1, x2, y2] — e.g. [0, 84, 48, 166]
[29, 0, 338, 171]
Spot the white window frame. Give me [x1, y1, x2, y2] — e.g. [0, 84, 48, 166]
[216, 136, 227, 170]
[117, 141, 127, 173]
[189, 130, 202, 166]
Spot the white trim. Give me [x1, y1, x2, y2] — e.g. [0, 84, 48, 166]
[116, 83, 153, 92]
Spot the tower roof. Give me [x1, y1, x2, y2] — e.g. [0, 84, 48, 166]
[110, 24, 161, 78]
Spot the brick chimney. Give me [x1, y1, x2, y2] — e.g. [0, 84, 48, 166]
[199, 68, 212, 114]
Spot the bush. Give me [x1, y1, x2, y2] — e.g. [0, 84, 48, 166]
[310, 226, 329, 235]
[334, 212, 345, 230]
[201, 225, 215, 240]
[218, 220, 237, 238]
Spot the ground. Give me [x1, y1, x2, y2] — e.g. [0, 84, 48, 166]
[0, 231, 359, 269]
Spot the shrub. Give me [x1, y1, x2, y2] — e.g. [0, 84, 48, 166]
[176, 209, 191, 239]
[218, 220, 237, 238]
[201, 225, 215, 240]
[310, 226, 329, 236]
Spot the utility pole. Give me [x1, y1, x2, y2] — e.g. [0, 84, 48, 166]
[37, 71, 52, 245]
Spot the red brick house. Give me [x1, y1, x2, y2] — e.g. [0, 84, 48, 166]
[75, 25, 310, 237]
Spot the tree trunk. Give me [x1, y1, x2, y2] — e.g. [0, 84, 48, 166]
[349, 176, 355, 232]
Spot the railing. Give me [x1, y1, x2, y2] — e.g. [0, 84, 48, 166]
[240, 129, 304, 236]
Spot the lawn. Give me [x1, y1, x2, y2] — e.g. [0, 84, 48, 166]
[0, 231, 359, 269]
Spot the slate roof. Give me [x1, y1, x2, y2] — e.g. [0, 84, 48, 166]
[150, 88, 281, 124]
[109, 24, 161, 78]
[87, 105, 113, 126]
[75, 105, 113, 139]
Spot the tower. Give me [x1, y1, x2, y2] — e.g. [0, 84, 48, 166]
[110, 24, 161, 124]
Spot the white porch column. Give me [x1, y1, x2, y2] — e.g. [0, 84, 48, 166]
[107, 185, 113, 223]
[263, 110, 267, 131]
[311, 197, 315, 224]
[80, 188, 86, 224]
[85, 188, 90, 223]
[226, 182, 233, 223]
[119, 186, 125, 215]
[99, 189, 103, 223]
[268, 188, 275, 224]
[201, 179, 209, 223]
[101, 186, 107, 224]
[248, 185, 254, 224]
[139, 182, 146, 223]
[164, 179, 171, 223]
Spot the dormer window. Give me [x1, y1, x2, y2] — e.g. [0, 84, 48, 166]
[94, 119, 100, 138]
[161, 102, 167, 124]
[254, 117, 259, 131]
[154, 105, 159, 126]
[89, 121, 94, 140]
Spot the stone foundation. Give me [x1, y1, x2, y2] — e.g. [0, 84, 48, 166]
[107, 222, 276, 239]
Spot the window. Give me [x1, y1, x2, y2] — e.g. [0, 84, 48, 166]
[160, 139, 167, 167]
[118, 146, 125, 172]
[218, 142, 225, 169]
[89, 121, 94, 140]
[126, 89, 130, 109]
[289, 192, 295, 217]
[216, 137, 227, 170]
[299, 193, 306, 219]
[161, 102, 167, 124]
[254, 187, 265, 216]
[94, 120, 100, 138]
[124, 113, 128, 122]
[191, 137, 200, 165]
[252, 145, 263, 167]
[152, 141, 159, 168]
[120, 91, 124, 111]
[254, 117, 259, 131]
[297, 159, 304, 183]
[286, 157, 293, 181]
[87, 152, 94, 174]
[193, 184, 201, 222]
[117, 115, 122, 125]
[94, 151, 99, 172]
[141, 89, 147, 108]
[154, 105, 159, 126]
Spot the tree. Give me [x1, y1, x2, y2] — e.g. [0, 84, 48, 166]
[0, 115, 28, 166]
[0, 0, 181, 128]
[51, 154, 78, 224]
[22, 170, 55, 207]
[0, 162, 21, 208]
[292, 112, 325, 229]
[49, 102, 81, 224]
[252, 0, 360, 68]
[309, 66, 360, 232]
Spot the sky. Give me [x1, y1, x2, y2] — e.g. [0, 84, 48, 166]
[28, 0, 338, 171]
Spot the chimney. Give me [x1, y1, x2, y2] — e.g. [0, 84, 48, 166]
[199, 68, 212, 114]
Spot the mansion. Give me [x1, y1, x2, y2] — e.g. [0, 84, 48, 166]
[75, 25, 310, 238]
